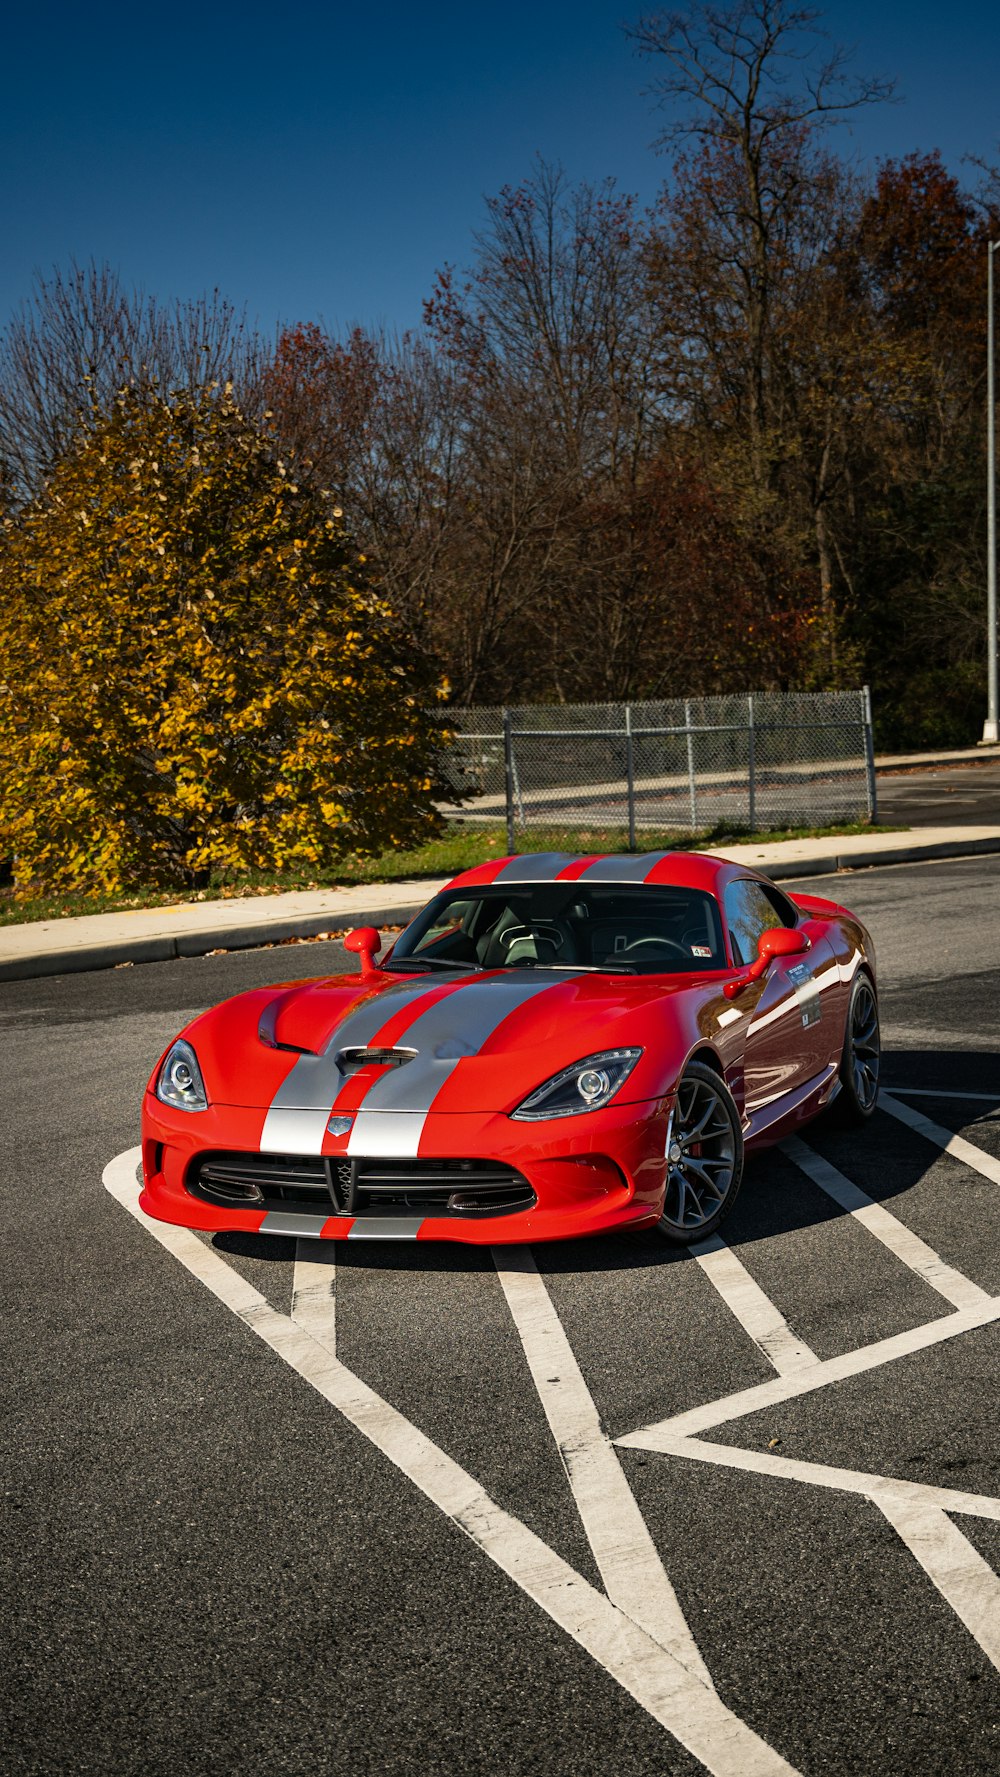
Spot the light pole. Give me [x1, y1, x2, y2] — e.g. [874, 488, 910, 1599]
[983, 239, 999, 745]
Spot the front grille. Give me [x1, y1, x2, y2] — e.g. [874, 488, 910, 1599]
[191, 1152, 329, 1210]
[187, 1153, 536, 1220]
[351, 1157, 536, 1217]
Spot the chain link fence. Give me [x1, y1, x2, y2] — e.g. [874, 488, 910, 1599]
[439, 689, 877, 848]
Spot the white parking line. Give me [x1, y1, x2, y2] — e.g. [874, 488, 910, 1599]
[782, 1137, 990, 1311]
[875, 1491, 1000, 1669]
[492, 1246, 714, 1688]
[891, 1088, 1000, 1103]
[105, 1151, 797, 1777]
[622, 1433, 1000, 1523]
[618, 1292, 1000, 1445]
[880, 1092, 1000, 1187]
[690, 1235, 817, 1373]
[291, 1241, 338, 1355]
[621, 1262, 1000, 1682]
[619, 1433, 1000, 1673]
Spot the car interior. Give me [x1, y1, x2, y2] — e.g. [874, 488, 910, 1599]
[394, 884, 728, 974]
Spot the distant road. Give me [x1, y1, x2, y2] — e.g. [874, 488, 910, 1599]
[443, 756, 1000, 835]
[877, 759, 1000, 829]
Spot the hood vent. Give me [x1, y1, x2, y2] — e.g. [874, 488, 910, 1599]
[258, 1000, 315, 1054]
[337, 1046, 416, 1074]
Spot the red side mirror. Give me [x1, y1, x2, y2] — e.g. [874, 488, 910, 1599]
[755, 925, 809, 969]
[344, 926, 382, 976]
[724, 924, 808, 998]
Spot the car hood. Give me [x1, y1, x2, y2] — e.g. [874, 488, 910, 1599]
[188, 966, 708, 1114]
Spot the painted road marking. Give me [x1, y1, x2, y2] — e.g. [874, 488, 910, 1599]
[105, 1151, 795, 1777]
[619, 1293, 1000, 1444]
[621, 1433, 1000, 1523]
[629, 1131, 1000, 1681]
[782, 1136, 991, 1311]
[615, 1435, 1000, 1676]
[881, 1091, 1000, 1187]
[107, 1113, 1000, 1765]
[689, 1235, 817, 1374]
[492, 1245, 714, 1688]
[291, 1241, 338, 1355]
[874, 1490, 1000, 1670]
[891, 1088, 1000, 1103]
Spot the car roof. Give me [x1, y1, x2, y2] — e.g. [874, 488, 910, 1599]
[445, 851, 763, 896]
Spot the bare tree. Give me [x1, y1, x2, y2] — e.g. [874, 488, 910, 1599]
[0, 261, 264, 504]
[631, 2, 895, 143]
[421, 163, 665, 697]
[633, 3, 895, 671]
[633, 3, 893, 463]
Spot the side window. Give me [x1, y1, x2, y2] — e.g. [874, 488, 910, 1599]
[759, 882, 798, 928]
[724, 880, 787, 967]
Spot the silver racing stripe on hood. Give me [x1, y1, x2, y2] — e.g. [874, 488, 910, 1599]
[259, 1106, 332, 1156]
[259, 974, 458, 1153]
[347, 972, 575, 1158]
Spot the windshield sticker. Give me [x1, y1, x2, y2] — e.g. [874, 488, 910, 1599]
[691, 945, 712, 957]
[787, 961, 822, 1027]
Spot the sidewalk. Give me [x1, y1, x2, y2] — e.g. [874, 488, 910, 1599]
[4, 822, 1000, 982]
[875, 743, 1000, 770]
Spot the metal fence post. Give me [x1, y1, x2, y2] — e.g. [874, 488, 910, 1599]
[862, 684, 878, 823]
[624, 705, 637, 851]
[503, 710, 516, 853]
[747, 693, 757, 833]
[448, 691, 872, 841]
[512, 750, 526, 826]
[684, 699, 697, 831]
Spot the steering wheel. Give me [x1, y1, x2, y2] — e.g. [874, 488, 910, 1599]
[620, 937, 691, 960]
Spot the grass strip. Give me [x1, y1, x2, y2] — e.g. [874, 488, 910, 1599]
[0, 817, 893, 928]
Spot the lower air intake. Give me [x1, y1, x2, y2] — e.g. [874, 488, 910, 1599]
[187, 1153, 536, 1219]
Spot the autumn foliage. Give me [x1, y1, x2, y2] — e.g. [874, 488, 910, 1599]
[0, 385, 442, 895]
[1, 0, 998, 896]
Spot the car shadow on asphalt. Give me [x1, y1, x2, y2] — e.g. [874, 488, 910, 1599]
[210, 1047, 997, 1277]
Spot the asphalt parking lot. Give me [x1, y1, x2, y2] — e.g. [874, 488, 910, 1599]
[3, 854, 1000, 1776]
[876, 758, 1000, 828]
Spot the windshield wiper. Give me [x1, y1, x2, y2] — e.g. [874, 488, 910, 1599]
[384, 957, 483, 973]
[502, 961, 638, 974]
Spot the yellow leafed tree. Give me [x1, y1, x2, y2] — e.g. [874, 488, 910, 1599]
[0, 383, 443, 895]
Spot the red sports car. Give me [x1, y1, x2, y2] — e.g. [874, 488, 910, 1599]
[140, 851, 879, 1246]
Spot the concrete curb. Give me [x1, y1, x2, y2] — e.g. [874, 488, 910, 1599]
[4, 831, 1000, 984]
[762, 834, 1000, 881]
[0, 901, 428, 984]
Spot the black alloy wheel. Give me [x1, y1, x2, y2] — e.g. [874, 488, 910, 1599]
[658, 1059, 744, 1245]
[835, 971, 881, 1122]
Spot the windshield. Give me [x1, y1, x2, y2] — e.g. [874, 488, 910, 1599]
[388, 882, 726, 975]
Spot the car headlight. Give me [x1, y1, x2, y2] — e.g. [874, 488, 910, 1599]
[511, 1048, 642, 1119]
[156, 1038, 209, 1112]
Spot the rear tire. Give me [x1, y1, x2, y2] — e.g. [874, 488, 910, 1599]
[834, 971, 881, 1123]
[658, 1060, 744, 1246]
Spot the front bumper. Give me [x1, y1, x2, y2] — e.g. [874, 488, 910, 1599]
[140, 1093, 672, 1243]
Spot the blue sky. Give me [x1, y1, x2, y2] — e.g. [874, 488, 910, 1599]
[2, 1, 997, 345]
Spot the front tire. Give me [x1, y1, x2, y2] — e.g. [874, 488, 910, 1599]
[658, 1060, 744, 1245]
[834, 971, 881, 1123]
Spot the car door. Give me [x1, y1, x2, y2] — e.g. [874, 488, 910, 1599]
[724, 878, 832, 1113]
